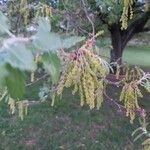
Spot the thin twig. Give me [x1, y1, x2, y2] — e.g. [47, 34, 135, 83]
[26, 74, 49, 87]
[81, 0, 95, 37]
[137, 72, 150, 85]
[103, 91, 125, 110]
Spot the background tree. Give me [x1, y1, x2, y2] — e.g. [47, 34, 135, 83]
[95, 0, 150, 65]
[57, 0, 150, 65]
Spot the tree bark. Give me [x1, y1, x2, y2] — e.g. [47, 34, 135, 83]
[109, 11, 150, 66]
[109, 24, 123, 65]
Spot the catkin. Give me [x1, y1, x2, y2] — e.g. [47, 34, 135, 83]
[120, 0, 134, 30]
[120, 82, 143, 123]
[55, 41, 109, 109]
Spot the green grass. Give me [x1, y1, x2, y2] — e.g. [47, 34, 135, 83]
[97, 38, 150, 67]
[123, 46, 150, 67]
[0, 82, 149, 150]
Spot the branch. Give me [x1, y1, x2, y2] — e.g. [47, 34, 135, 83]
[140, 27, 150, 32]
[26, 74, 49, 87]
[137, 72, 150, 85]
[81, 0, 95, 37]
[121, 11, 150, 50]
[103, 91, 125, 111]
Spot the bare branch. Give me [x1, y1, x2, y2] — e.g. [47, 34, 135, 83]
[26, 74, 49, 87]
[140, 27, 150, 32]
[81, 0, 95, 37]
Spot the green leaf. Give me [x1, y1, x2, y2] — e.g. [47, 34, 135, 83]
[62, 36, 85, 49]
[33, 17, 85, 52]
[0, 64, 8, 87]
[0, 42, 35, 71]
[5, 65, 25, 99]
[32, 17, 62, 52]
[42, 52, 61, 84]
[0, 11, 10, 34]
[33, 31, 62, 52]
[0, 41, 35, 98]
[37, 17, 51, 32]
[95, 0, 122, 24]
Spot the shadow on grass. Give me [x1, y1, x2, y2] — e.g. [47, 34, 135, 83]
[0, 81, 149, 150]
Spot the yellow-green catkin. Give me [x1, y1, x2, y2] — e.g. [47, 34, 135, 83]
[79, 79, 84, 106]
[144, 145, 150, 150]
[56, 62, 74, 95]
[85, 71, 95, 109]
[120, 0, 134, 30]
[95, 80, 104, 109]
[123, 66, 143, 83]
[17, 100, 29, 120]
[144, 1, 150, 12]
[120, 82, 143, 123]
[36, 3, 52, 19]
[143, 138, 150, 150]
[20, 0, 29, 26]
[31, 54, 40, 82]
[115, 64, 120, 79]
[55, 45, 109, 110]
[8, 1, 14, 15]
[8, 97, 16, 114]
[18, 101, 24, 120]
[8, 0, 29, 28]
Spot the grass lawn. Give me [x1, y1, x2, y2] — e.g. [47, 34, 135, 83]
[0, 44, 150, 150]
[97, 38, 150, 67]
[0, 82, 149, 150]
[123, 46, 150, 67]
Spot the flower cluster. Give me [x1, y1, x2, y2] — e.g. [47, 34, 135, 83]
[36, 2, 52, 18]
[8, 0, 29, 26]
[120, 0, 134, 30]
[56, 39, 109, 109]
[120, 81, 143, 123]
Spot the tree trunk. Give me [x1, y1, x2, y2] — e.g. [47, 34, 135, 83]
[109, 11, 150, 66]
[109, 24, 123, 65]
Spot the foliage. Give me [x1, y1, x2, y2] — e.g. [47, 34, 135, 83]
[95, 0, 148, 26]
[7, 0, 57, 33]
[32, 17, 85, 52]
[0, 4, 150, 123]
[0, 11, 34, 98]
[0, 1, 150, 149]
[55, 39, 109, 109]
[41, 52, 61, 84]
[120, 81, 142, 123]
[120, 0, 134, 30]
[120, 0, 149, 30]
[95, 0, 122, 24]
[132, 117, 150, 150]
[7, 0, 29, 33]
[0, 10, 10, 34]
[0, 10, 84, 100]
